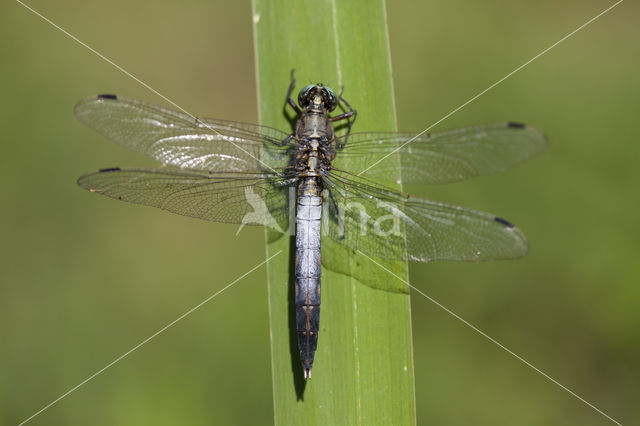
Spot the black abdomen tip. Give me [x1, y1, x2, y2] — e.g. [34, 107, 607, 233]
[507, 122, 526, 129]
[494, 216, 515, 228]
[99, 167, 121, 173]
[97, 94, 118, 100]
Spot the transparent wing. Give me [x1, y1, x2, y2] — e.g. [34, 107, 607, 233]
[333, 123, 547, 184]
[322, 171, 528, 262]
[78, 167, 292, 232]
[75, 95, 294, 173]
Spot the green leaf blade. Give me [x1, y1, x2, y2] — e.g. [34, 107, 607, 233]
[253, 0, 416, 424]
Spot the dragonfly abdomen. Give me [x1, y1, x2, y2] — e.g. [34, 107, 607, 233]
[295, 177, 323, 379]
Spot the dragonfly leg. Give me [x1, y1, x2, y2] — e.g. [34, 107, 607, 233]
[276, 133, 296, 146]
[331, 95, 357, 148]
[279, 167, 299, 185]
[285, 69, 302, 115]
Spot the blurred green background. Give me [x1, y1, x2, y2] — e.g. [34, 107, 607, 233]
[2, 0, 638, 424]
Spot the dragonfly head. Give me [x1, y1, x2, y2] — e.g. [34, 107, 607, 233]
[298, 84, 337, 112]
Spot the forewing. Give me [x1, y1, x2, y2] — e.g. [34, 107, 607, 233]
[333, 123, 547, 184]
[75, 95, 293, 173]
[78, 167, 291, 232]
[323, 171, 528, 262]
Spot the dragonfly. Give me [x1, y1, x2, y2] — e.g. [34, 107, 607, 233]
[76, 74, 547, 379]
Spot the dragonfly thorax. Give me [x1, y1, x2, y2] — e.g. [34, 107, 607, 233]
[294, 109, 337, 172]
[295, 138, 333, 177]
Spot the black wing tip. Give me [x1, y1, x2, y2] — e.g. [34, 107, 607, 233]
[494, 216, 515, 228]
[506, 121, 550, 147]
[77, 167, 122, 187]
[74, 94, 118, 116]
[97, 94, 118, 100]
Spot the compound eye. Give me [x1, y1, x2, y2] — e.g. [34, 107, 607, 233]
[324, 86, 337, 112]
[297, 85, 315, 107]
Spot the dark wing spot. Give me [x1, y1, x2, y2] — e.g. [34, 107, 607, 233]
[99, 167, 121, 173]
[507, 122, 526, 129]
[97, 94, 118, 100]
[494, 216, 515, 228]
